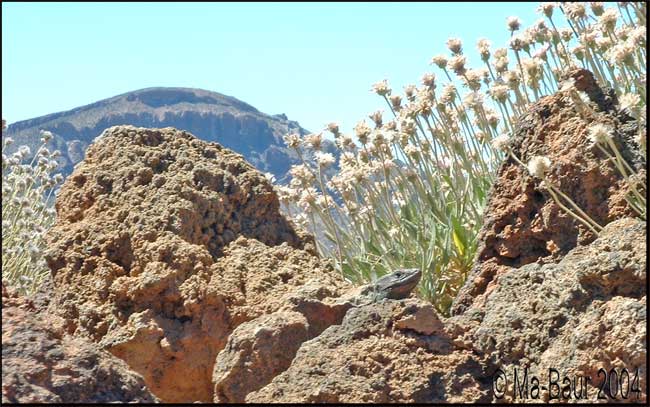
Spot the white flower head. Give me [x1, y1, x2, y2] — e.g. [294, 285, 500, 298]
[636, 131, 646, 150]
[304, 132, 323, 150]
[587, 123, 613, 145]
[506, 16, 521, 32]
[283, 133, 301, 148]
[619, 93, 641, 116]
[40, 130, 54, 143]
[491, 134, 511, 151]
[527, 156, 552, 179]
[446, 37, 463, 55]
[18, 145, 31, 158]
[314, 151, 335, 168]
[430, 55, 448, 69]
[326, 122, 340, 135]
[371, 79, 391, 96]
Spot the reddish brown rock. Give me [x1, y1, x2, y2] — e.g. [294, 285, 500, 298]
[244, 218, 645, 403]
[450, 217, 647, 403]
[452, 69, 645, 316]
[44, 126, 347, 402]
[212, 310, 310, 403]
[1, 281, 158, 403]
[35, 72, 645, 403]
[247, 299, 491, 403]
[211, 280, 352, 402]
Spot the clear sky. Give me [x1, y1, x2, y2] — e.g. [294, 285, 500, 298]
[2, 2, 541, 135]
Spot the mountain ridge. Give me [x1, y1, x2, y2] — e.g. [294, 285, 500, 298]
[5, 87, 335, 182]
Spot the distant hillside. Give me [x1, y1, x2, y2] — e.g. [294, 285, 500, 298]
[4, 87, 337, 182]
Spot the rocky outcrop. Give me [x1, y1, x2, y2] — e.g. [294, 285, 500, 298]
[2, 280, 158, 403]
[239, 70, 647, 403]
[241, 218, 645, 403]
[452, 69, 645, 316]
[21, 68, 645, 403]
[246, 299, 490, 403]
[44, 126, 348, 402]
[4, 87, 338, 183]
[451, 217, 647, 403]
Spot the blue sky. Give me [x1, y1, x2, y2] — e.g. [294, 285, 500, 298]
[2, 2, 541, 135]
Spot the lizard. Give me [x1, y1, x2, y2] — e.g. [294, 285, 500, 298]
[345, 268, 422, 306]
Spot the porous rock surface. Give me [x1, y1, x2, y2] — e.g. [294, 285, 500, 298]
[242, 70, 646, 403]
[43, 125, 348, 402]
[243, 218, 645, 403]
[35, 74, 646, 404]
[246, 299, 491, 403]
[2, 280, 158, 403]
[451, 217, 647, 403]
[452, 69, 646, 315]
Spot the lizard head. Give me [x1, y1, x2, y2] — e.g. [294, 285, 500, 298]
[378, 268, 422, 300]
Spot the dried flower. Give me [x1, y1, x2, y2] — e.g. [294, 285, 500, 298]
[598, 8, 618, 32]
[564, 2, 587, 21]
[298, 187, 318, 209]
[18, 145, 31, 158]
[368, 110, 383, 128]
[440, 83, 457, 105]
[326, 122, 340, 136]
[590, 2, 605, 16]
[493, 48, 508, 59]
[527, 156, 552, 178]
[283, 133, 301, 148]
[618, 93, 641, 116]
[537, 2, 555, 18]
[371, 79, 391, 96]
[404, 144, 420, 160]
[305, 133, 323, 150]
[509, 34, 527, 51]
[389, 95, 402, 111]
[506, 16, 521, 32]
[403, 85, 417, 101]
[486, 110, 500, 129]
[463, 91, 484, 109]
[587, 123, 613, 145]
[354, 120, 372, 144]
[462, 69, 483, 91]
[559, 28, 573, 42]
[290, 164, 315, 184]
[446, 37, 463, 55]
[448, 55, 467, 76]
[491, 134, 511, 151]
[571, 45, 585, 61]
[40, 130, 53, 143]
[421, 72, 436, 89]
[430, 55, 448, 69]
[477, 38, 492, 61]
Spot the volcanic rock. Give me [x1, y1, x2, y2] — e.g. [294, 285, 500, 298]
[452, 69, 646, 315]
[44, 125, 347, 402]
[1, 280, 158, 403]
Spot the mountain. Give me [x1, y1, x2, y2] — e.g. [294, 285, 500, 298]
[4, 87, 337, 182]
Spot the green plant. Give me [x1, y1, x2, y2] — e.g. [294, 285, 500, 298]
[278, 2, 646, 316]
[2, 123, 63, 295]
